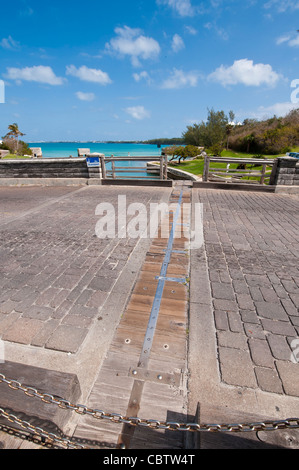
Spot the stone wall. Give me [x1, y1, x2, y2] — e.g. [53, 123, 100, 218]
[272, 157, 299, 186]
[0, 158, 100, 179]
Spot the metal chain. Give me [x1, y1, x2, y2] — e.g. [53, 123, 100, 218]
[1, 373, 299, 437]
[0, 407, 86, 449]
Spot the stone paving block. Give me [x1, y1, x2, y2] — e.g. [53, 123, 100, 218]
[2, 317, 43, 345]
[53, 274, 81, 290]
[232, 280, 249, 294]
[229, 268, 244, 281]
[49, 289, 70, 308]
[214, 310, 229, 331]
[217, 330, 248, 350]
[245, 274, 271, 288]
[289, 294, 299, 309]
[213, 299, 239, 311]
[267, 334, 293, 361]
[236, 293, 255, 310]
[218, 346, 257, 388]
[261, 318, 297, 336]
[34, 287, 61, 306]
[75, 289, 94, 306]
[87, 290, 108, 308]
[0, 300, 19, 314]
[218, 271, 232, 284]
[9, 286, 35, 302]
[281, 280, 299, 294]
[88, 275, 115, 292]
[22, 305, 54, 321]
[52, 300, 72, 319]
[31, 319, 60, 347]
[276, 362, 299, 397]
[68, 304, 99, 318]
[249, 338, 274, 368]
[239, 309, 260, 324]
[254, 367, 284, 394]
[227, 311, 244, 333]
[13, 292, 40, 313]
[61, 314, 93, 328]
[45, 325, 88, 353]
[249, 286, 264, 302]
[254, 301, 289, 321]
[259, 287, 280, 303]
[272, 284, 289, 299]
[244, 323, 266, 339]
[211, 282, 235, 300]
[281, 299, 299, 317]
[0, 312, 21, 336]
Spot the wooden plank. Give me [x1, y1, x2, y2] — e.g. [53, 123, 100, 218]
[0, 361, 81, 435]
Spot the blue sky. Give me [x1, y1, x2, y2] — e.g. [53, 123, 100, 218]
[0, 0, 298, 141]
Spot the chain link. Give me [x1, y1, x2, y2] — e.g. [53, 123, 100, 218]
[0, 407, 86, 449]
[0, 372, 298, 445]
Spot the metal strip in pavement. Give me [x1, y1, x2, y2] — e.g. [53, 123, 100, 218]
[138, 188, 184, 369]
[155, 276, 188, 283]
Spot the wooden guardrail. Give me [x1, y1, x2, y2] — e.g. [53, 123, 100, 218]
[100, 155, 168, 180]
[203, 156, 276, 185]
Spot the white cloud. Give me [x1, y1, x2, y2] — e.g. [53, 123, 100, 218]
[66, 65, 112, 85]
[264, 0, 299, 12]
[161, 68, 199, 89]
[185, 25, 198, 35]
[125, 106, 150, 120]
[76, 91, 96, 101]
[276, 32, 299, 47]
[157, 0, 195, 17]
[133, 71, 151, 83]
[204, 22, 229, 41]
[5, 65, 64, 85]
[208, 59, 281, 87]
[171, 34, 185, 52]
[0, 36, 20, 50]
[251, 101, 298, 119]
[105, 26, 160, 67]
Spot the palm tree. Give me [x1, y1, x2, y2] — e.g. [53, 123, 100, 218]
[5, 123, 25, 154]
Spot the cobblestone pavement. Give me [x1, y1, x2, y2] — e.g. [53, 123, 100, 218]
[196, 189, 299, 398]
[0, 184, 299, 449]
[0, 185, 169, 356]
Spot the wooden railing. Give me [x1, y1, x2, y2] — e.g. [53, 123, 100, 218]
[100, 155, 168, 180]
[203, 156, 276, 185]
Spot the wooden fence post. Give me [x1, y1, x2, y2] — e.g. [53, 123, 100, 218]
[260, 163, 266, 184]
[269, 158, 278, 185]
[100, 156, 106, 180]
[203, 156, 210, 182]
[164, 155, 168, 180]
[160, 156, 164, 180]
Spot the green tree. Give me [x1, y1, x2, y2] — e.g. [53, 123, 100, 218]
[183, 109, 229, 154]
[165, 145, 200, 164]
[226, 110, 235, 149]
[4, 123, 25, 154]
[243, 133, 256, 153]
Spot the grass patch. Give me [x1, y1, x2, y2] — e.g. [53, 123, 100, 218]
[1, 154, 32, 160]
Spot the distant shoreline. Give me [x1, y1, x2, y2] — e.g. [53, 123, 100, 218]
[28, 139, 184, 145]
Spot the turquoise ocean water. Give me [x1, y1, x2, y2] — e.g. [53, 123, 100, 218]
[28, 142, 166, 159]
[28, 142, 167, 178]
